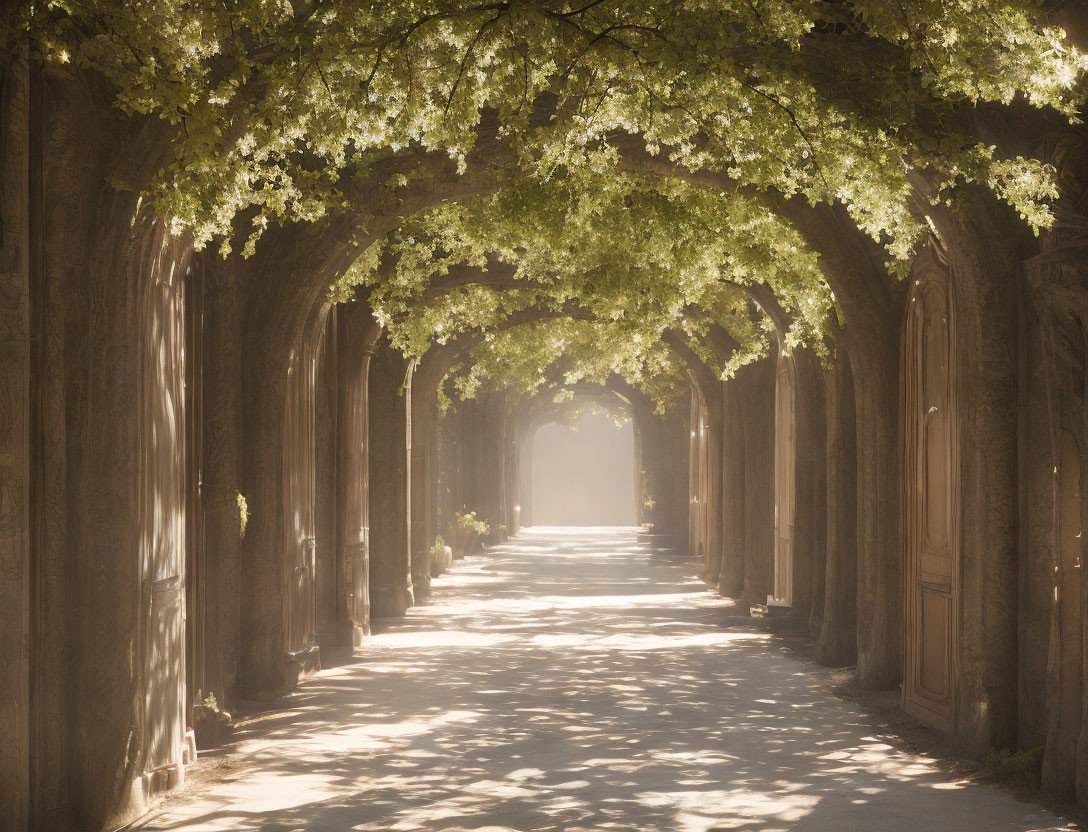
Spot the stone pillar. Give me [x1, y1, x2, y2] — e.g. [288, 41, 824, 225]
[238, 299, 315, 699]
[793, 348, 828, 628]
[436, 398, 460, 548]
[0, 41, 32, 831]
[933, 197, 1023, 754]
[503, 407, 521, 536]
[336, 303, 378, 645]
[198, 254, 244, 703]
[314, 308, 343, 644]
[29, 53, 71, 830]
[738, 357, 776, 610]
[719, 380, 746, 598]
[815, 350, 858, 666]
[661, 403, 691, 554]
[479, 390, 508, 544]
[517, 411, 534, 529]
[782, 202, 903, 690]
[687, 386, 703, 558]
[410, 366, 435, 597]
[368, 340, 413, 618]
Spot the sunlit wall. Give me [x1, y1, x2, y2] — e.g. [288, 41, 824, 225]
[530, 412, 636, 526]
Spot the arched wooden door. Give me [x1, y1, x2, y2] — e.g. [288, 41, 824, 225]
[773, 352, 796, 605]
[903, 254, 959, 732]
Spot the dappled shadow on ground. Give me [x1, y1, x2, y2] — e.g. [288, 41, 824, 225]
[139, 527, 1069, 832]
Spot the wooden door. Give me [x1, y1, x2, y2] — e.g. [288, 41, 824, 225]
[773, 352, 796, 604]
[142, 234, 188, 775]
[903, 255, 959, 732]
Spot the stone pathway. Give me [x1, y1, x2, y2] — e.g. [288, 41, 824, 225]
[140, 528, 1070, 831]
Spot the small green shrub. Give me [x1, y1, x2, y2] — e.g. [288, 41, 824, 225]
[456, 511, 489, 536]
[981, 746, 1043, 790]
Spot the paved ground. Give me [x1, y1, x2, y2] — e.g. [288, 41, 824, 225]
[141, 528, 1070, 831]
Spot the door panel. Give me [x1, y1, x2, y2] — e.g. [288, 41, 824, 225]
[918, 587, 950, 700]
[904, 255, 958, 733]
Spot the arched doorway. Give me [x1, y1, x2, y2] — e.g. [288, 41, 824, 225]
[529, 410, 637, 526]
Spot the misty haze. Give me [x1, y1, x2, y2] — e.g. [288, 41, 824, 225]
[530, 412, 636, 527]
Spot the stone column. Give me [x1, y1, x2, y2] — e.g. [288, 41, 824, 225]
[336, 302, 379, 645]
[738, 357, 776, 610]
[0, 41, 32, 831]
[815, 350, 858, 666]
[368, 340, 414, 618]
[197, 253, 244, 703]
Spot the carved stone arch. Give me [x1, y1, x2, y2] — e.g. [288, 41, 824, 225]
[902, 247, 960, 733]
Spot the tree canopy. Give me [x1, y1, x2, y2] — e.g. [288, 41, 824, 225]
[13, 0, 1088, 403]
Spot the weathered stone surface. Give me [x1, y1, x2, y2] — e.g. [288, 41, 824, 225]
[367, 339, 414, 619]
[0, 41, 32, 832]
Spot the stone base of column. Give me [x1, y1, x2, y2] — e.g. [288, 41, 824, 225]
[370, 584, 414, 618]
[750, 599, 795, 619]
